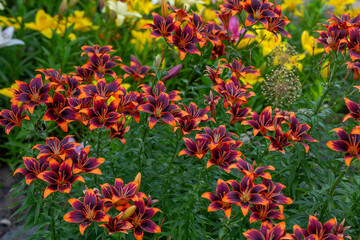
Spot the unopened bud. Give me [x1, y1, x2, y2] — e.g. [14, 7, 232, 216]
[134, 172, 141, 193]
[59, 0, 68, 16]
[121, 205, 136, 219]
[69, 0, 79, 7]
[162, 64, 182, 81]
[161, 0, 168, 18]
[154, 55, 162, 68]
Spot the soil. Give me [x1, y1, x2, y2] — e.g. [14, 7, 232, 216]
[0, 165, 28, 240]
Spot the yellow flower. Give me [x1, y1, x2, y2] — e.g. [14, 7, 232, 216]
[67, 10, 98, 32]
[326, 0, 356, 14]
[197, 5, 219, 23]
[129, 0, 157, 15]
[25, 9, 58, 38]
[236, 31, 256, 49]
[255, 27, 282, 56]
[0, 16, 22, 30]
[301, 30, 324, 56]
[240, 73, 264, 85]
[271, 43, 306, 71]
[131, 30, 153, 51]
[281, 0, 303, 16]
[349, 6, 360, 16]
[320, 61, 329, 79]
[56, 22, 77, 41]
[0, 83, 17, 98]
[135, 19, 152, 30]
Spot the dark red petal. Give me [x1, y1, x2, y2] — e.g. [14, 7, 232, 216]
[140, 219, 161, 233]
[93, 211, 109, 222]
[326, 140, 348, 152]
[208, 201, 223, 212]
[308, 215, 323, 234]
[37, 171, 58, 184]
[243, 229, 265, 240]
[84, 189, 97, 209]
[69, 198, 86, 211]
[79, 221, 92, 235]
[64, 210, 86, 223]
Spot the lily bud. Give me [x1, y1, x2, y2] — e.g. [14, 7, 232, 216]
[162, 64, 182, 81]
[58, 0, 68, 16]
[134, 172, 141, 193]
[69, 0, 79, 7]
[161, 0, 168, 18]
[121, 205, 136, 220]
[154, 54, 162, 68]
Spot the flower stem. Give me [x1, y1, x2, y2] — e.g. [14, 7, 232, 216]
[96, 128, 104, 158]
[138, 125, 150, 171]
[319, 167, 346, 217]
[50, 195, 57, 240]
[162, 135, 182, 213]
[185, 165, 208, 237]
[314, 54, 342, 115]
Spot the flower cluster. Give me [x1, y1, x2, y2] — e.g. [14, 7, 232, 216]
[327, 85, 360, 166]
[192, 126, 293, 223]
[315, 12, 360, 80]
[244, 216, 350, 240]
[243, 107, 317, 154]
[13, 136, 100, 197]
[24, 9, 98, 40]
[64, 176, 161, 239]
[142, 1, 291, 60]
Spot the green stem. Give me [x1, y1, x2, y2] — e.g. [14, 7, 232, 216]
[319, 168, 346, 217]
[138, 126, 150, 171]
[96, 128, 104, 158]
[163, 136, 182, 203]
[185, 165, 208, 237]
[50, 195, 57, 240]
[256, 145, 268, 166]
[313, 55, 341, 115]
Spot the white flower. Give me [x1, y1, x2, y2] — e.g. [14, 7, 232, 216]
[107, 0, 142, 26]
[151, 0, 175, 5]
[0, 26, 24, 48]
[0, 0, 6, 10]
[180, 0, 204, 6]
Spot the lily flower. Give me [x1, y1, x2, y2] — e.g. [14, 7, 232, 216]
[11, 74, 52, 114]
[0, 103, 29, 134]
[178, 137, 210, 159]
[223, 176, 267, 216]
[244, 222, 291, 240]
[13, 157, 49, 185]
[201, 179, 233, 218]
[0, 26, 24, 48]
[142, 12, 180, 40]
[242, 106, 274, 136]
[25, 9, 58, 38]
[121, 55, 154, 83]
[172, 24, 201, 60]
[301, 30, 324, 56]
[326, 126, 360, 166]
[64, 189, 110, 235]
[37, 158, 85, 198]
[80, 97, 121, 130]
[33, 135, 80, 161]
[43, 92, 79, 132]
[129, 195, 161, 240]
[67, 146, 105, 175]
[107, 0, 142, 26]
